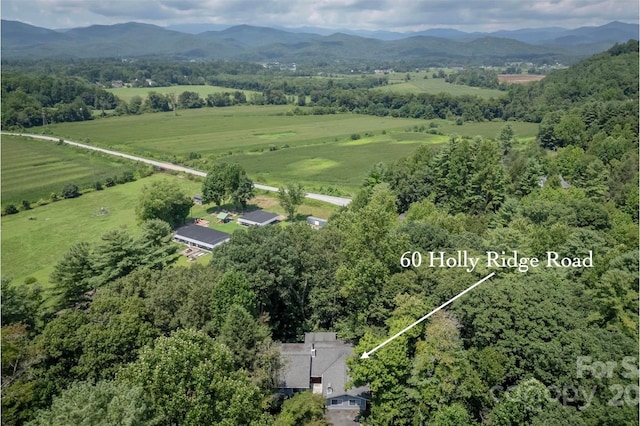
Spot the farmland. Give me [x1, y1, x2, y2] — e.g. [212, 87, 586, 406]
[1, 135, 136, 207]
[1, 172, 337, 288]
[107, 84, 261, 102]
[380, 72, 506, 98]
[39, 106, 537, 193]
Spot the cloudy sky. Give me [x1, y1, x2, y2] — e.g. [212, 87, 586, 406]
[2, 0, 638, 32]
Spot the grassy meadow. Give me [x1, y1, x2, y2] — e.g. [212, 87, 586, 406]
[1, 173, 338, 288]
[107, 84, 261, 102]
[1, 135, 136, 207]
[39, 105, 537, 193]
[380, 72, 505, 99]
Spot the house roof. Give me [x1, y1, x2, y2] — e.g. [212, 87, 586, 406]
[279, 332, 370, 399]
[238, 210, 279, 225]
[174, 224, 230, 248]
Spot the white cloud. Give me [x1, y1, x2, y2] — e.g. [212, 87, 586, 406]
[2, 0, 638, 31]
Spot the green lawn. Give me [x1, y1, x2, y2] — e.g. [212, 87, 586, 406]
[107, 85, 261, 103]
[1, 135, 136, 207]
[1, 173, 338, 288]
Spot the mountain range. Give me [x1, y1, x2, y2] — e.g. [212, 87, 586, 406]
[2, 20, 637, 65]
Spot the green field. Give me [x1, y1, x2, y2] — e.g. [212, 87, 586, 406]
[43, 106, 457, 191]
[1, 135, 136, 207]
[232, 131, 448, 189]
[107, 85, 261, 102]
[1, 173, 337, 287]
[434, 120, 539, 140]
[380, 73, 505, 99]
[38, 106, 539, 193]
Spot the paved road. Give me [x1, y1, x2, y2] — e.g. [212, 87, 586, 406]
[2, 132, 352, 207]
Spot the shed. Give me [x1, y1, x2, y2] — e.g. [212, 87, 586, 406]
[173, 224, 230, 251]
[306, 216, 327, 229]
[216, 212, 230, 223]
[238, 210, 279, 226]
[193, 194, 203, 205]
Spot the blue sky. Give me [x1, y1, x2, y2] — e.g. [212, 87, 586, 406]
[2, 0, 638, 32]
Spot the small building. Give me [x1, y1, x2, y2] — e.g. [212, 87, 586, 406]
[238, 210, 280, 226]
[216, 212, 230, 223]
[173, 224, 230, 251]
[193, 194, 203, 205]
[306, 216, 327, 229]
[278, 332, 370, 417]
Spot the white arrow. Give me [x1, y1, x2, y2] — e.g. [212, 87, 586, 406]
[361, 272, 495, 359]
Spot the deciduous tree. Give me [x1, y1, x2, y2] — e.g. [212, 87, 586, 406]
[135, 179, 192, 228]
[277, 183, 305, 221]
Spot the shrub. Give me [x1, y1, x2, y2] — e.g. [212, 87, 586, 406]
[4, 204, 18, 215]
[350, 133, 361, 140]
[61, 183, 80, 199]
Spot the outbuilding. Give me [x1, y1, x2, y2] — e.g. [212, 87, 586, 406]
[237, 210, 280, 226]
[306, 216, 327, 229]
[173, 224, 230, 251]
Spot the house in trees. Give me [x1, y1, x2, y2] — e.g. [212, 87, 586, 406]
[278, 332, 370, 413]
[173, 224, 230, 251]
[237, 210, 280, 226]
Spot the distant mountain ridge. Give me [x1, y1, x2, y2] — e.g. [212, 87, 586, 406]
[2, 19, 637, 64]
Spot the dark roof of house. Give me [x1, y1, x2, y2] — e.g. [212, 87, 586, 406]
[279, 332, 370, 399]
[239, 210, 279, 225]
[174, 224, 230, 246]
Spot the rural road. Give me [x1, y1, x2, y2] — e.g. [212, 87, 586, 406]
[2, 132, 352, 207]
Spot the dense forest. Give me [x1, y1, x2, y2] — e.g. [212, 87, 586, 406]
[1, 42, 638, 425]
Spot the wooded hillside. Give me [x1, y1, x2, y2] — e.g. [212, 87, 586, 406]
[1, 42, 638, 425]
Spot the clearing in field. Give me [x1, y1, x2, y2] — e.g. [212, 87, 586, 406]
[498, 74, 546, 84]
[1, 135, 136, 207]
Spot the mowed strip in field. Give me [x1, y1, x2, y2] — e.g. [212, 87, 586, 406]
[107, 84, 261, 102]
[1, 135, 136, 206]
